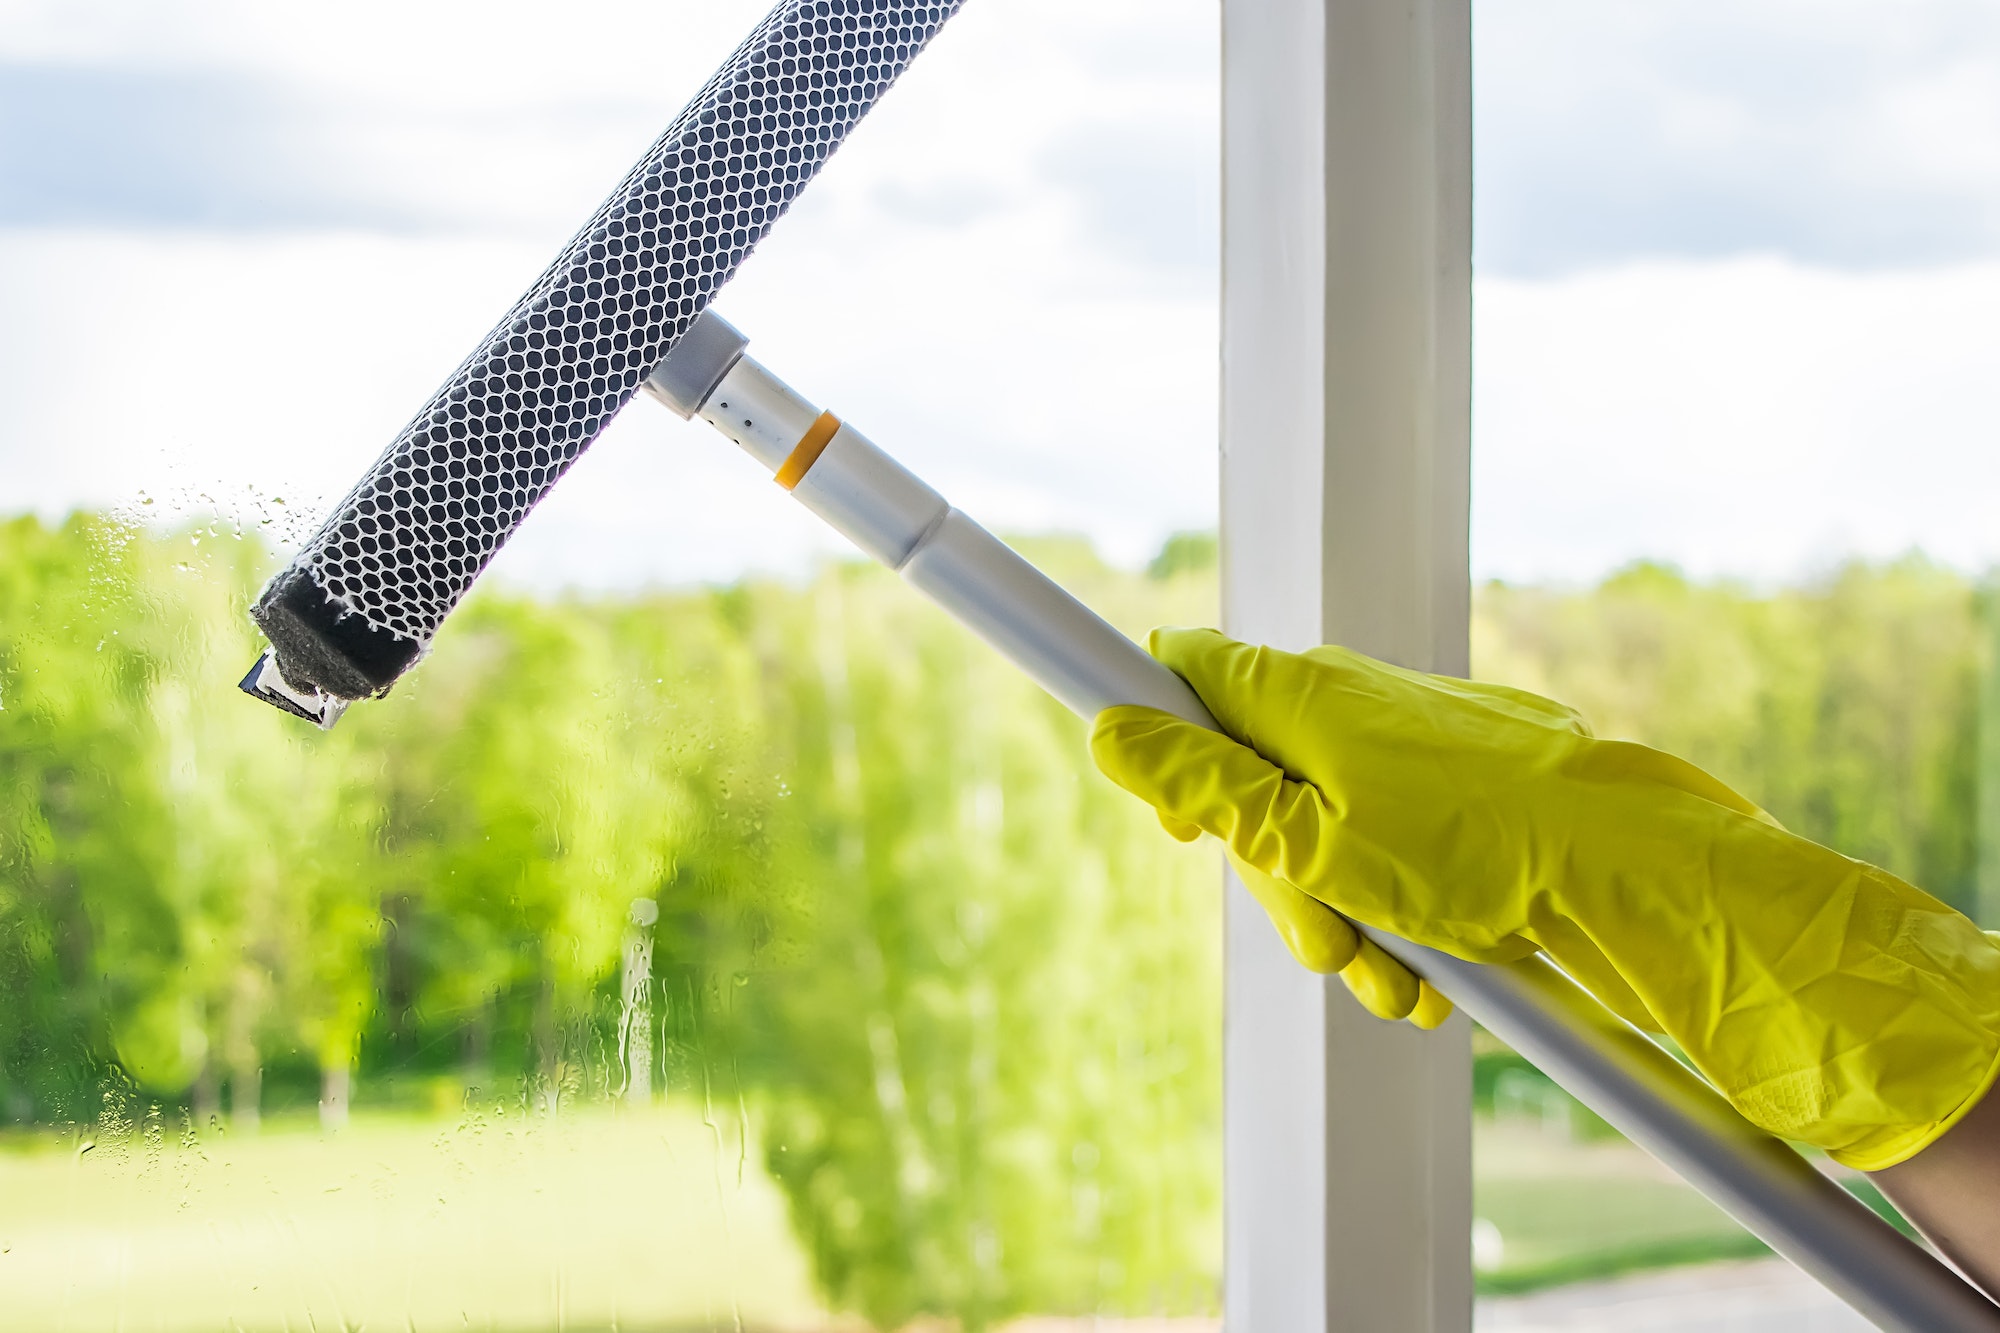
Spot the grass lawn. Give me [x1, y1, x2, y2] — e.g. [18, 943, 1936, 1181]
[0, 1096, 1886, 1326]
[1474, 1119, 1769, 1295]
[0, 1099, 836, 1332]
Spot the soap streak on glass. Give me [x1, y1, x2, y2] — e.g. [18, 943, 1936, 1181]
[620, 896, 658, 1105]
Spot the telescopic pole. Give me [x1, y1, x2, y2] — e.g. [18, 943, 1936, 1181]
[648, 308, 2000, 1333]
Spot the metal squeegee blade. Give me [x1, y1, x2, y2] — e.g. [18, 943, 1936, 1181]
[249, 0, 965, 704]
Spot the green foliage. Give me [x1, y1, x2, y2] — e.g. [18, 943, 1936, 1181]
[742, 559, 1220, 1327]
[1475, 557, 1990, 917]
[8, 515, 1995, 1326]
[1145, 530, 1218, 582]
[0, 513, 1220, 1327]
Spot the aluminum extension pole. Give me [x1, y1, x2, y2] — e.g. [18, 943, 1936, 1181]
[646, 307, 2000, 1333]
[1384, 942, 2000, 1331]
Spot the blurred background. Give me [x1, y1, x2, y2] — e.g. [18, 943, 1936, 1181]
[1, 0, 1997, 1328]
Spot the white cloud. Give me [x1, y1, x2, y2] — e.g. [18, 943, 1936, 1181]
[0, 0, 1221, 589]
[0, 229, 554, 532]
[4, 0, 1999, 598]
[1474, 258, 2000, 584]
[0, 208, 1218, 587]
[1476, 0, 2000, 272]
[0, 0, 765, 104]
[0, 0, 1217, 242]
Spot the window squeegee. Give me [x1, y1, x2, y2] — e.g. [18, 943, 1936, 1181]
[235, 2, 2000, 1327]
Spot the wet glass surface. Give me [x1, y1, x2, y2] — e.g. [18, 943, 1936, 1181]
[10, 523, 1973, 1325]
[0, 518, 1222, 1330]
[8, 0, 1992, 1326]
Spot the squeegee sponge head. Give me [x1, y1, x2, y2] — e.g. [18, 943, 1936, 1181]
[1091, 627, 2000, 1171]
[251, 566, 422, 700]
[241, 0, 965, 711]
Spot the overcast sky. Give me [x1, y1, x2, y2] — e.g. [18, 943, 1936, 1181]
[1, 0, 1997, 588]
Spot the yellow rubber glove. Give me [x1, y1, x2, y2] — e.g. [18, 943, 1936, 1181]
[1231, 843, 1456, 1027]
[1092, 627, 2000, 1171]
[1152, 778, 1452, 1025]
[1153, 786, 1451, 1026]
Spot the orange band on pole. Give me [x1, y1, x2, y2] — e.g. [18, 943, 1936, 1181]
[775, 410, 842, 491]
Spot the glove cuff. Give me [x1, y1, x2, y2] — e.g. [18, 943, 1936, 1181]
[1827, 1039, 2000, 1173]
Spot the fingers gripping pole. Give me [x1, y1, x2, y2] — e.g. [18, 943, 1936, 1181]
[647, 310, 2000, 1333]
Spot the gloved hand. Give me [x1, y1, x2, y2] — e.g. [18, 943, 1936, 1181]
[1093, 627, 2000, 1171]
[1216, 841, 1455, 1030]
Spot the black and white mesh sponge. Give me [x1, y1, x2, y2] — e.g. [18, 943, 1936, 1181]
[251, 0, 964, 701]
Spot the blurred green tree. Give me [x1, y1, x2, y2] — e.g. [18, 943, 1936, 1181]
[744, 550, 1222, 1329]
[15, 509, 1997, 1328]
[1474, 557, 1982, 915]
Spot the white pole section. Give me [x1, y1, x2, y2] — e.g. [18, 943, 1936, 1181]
[1220, 1, 1473, 1329]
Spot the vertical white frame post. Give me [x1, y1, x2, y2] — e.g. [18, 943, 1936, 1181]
[1220, 1, 1474, 1329]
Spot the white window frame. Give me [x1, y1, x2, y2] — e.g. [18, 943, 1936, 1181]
[1219, 9, 2000, 1331]
[1220, 2, 1474, 1327]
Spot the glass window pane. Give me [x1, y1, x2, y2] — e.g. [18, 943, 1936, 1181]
[0, 522, 1220, 1329]
[1472, 1, 1996, 1321]
[0, 2, 1224, 1328]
